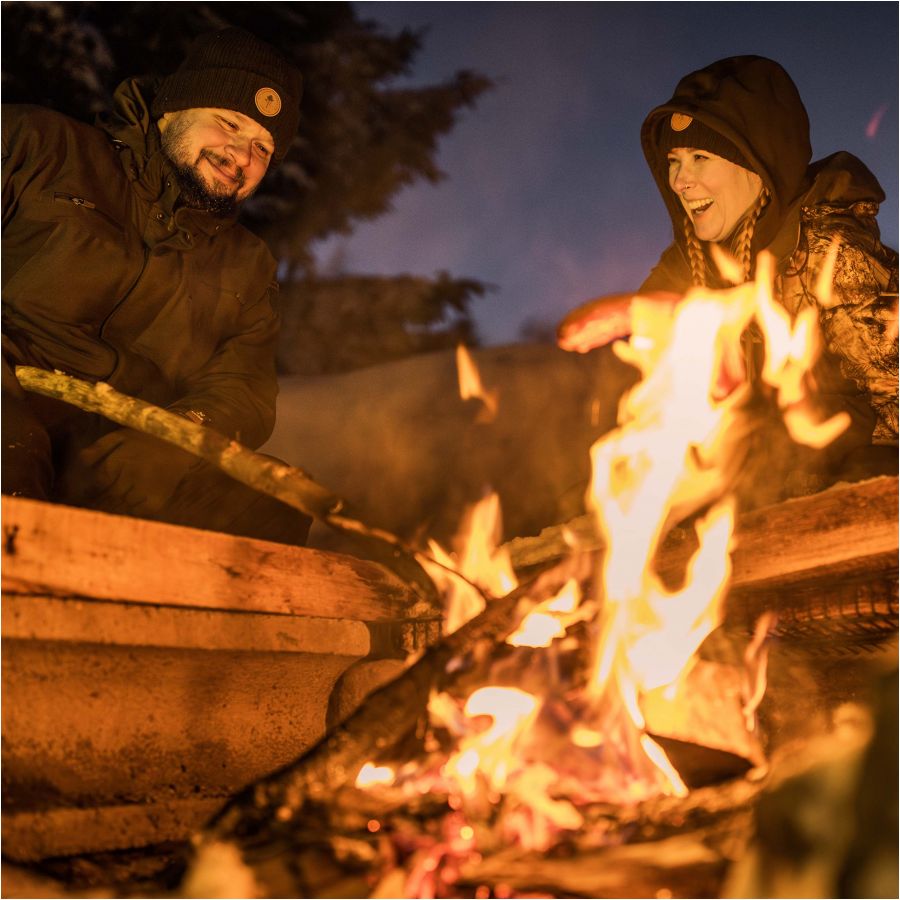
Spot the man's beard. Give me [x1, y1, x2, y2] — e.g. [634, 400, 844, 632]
[161, 117, 245, 215]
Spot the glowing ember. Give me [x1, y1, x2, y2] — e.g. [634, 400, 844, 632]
[356, 761, 396, 788]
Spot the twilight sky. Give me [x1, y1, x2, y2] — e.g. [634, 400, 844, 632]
[314, 2, 899, 346]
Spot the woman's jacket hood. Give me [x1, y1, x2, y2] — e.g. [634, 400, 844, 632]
[641, 56, 813, 254]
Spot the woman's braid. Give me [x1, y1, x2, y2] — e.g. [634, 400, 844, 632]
[684, 216, 708, 286]
[683, 187, 771, 287]
[733, 187, 771, 282]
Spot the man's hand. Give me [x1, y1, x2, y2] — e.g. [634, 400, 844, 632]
[77, 429, 201, 515]
[2, 356, 26, 400]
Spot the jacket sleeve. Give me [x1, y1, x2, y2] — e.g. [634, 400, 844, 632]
[1, 105, 26, 224]
[167, 280, 281, 449]
[639, 242, 692, 294]
[796, 215, 899, 443]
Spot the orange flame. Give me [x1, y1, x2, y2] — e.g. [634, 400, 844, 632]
[506, 578, 584, 647]
[457, 344, 499, 422]
[373, 257, 849, 866]
[741, 611, 777, 733]
[581, 254, 843, 794]
[420, 492, 517, 634]
[441, 687, 540, 795]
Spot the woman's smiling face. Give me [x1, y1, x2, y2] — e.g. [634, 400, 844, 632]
[667, 148, 763, 242]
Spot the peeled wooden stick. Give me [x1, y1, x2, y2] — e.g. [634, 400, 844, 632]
[15, 366, 343, 521]
[16, 367, 496, 605]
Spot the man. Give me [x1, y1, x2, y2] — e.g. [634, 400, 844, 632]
[2, 27, 312, 543]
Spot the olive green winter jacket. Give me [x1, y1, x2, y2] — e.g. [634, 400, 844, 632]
[640, 56, 898, 445]
[2, 78, 280, 448]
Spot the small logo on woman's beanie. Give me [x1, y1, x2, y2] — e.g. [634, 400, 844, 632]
[670, 113, 693, 132]
[255, 88, 282, 117]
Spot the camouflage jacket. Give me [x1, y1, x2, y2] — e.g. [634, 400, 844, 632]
[777, 193, 898, 443]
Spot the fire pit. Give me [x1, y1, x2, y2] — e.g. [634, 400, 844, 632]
[179, 263, 897, 899]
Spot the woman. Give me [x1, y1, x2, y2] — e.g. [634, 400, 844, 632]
[563, 56, 897, 485]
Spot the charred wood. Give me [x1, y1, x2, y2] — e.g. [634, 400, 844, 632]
[203, 561, 589, 847]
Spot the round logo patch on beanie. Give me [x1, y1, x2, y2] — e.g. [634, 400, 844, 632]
[670, 113, 693, 132]
[255, 88, 282, 117]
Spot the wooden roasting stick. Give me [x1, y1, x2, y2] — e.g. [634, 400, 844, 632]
[13, 367, 543, 605]
[15, 366, 343, 522]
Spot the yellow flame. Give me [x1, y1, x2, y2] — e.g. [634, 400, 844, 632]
[457, 344, 499, 422]
[742, 611, 777, 732]
[751, 253, 850, 447]
[506, 578, 582, 647]
[814, 239, 841, 309]
[639, 735, 688, 797]
[443, 687, 540, 795]
[416, 258, 848, 838]
[420, 492, 518, 634]
[709, 242, 744, 286]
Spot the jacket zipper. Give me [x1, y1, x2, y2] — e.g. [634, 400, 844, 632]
[53, 192, 124, 233]
[98, 244, 150, 341]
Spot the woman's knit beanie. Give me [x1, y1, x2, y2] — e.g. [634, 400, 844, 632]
[151, 28, 302, 162]
[656, 113, 753, 172]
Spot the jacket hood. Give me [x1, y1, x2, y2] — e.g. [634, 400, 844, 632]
[641, 56, 812, 253]
[97, 77, 163, 168]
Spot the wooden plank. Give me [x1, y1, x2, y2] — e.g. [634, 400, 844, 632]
[2, 798, 226, 861]
[1, 496, 433, 622]
[2, 594, 370, 656]
[666, 475, 898, 591]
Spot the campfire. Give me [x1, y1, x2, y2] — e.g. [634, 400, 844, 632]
[181, 252, 893, 899]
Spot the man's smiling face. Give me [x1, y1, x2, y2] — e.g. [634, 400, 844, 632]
[158, 107, 275, 212]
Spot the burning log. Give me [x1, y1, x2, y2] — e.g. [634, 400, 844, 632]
[187, 750, 765, 899]
[203, 561, 587, 845]
[506, 475, 898, 643]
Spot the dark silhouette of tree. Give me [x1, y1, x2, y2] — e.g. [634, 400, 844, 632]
[2, 1, 493, 371]
[277, 272, 486, 375]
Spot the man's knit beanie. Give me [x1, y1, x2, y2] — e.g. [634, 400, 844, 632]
[656, 113, 753, 172]
[151, 28, 302, 162]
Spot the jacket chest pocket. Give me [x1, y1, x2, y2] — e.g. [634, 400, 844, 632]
[51, 192, 126, 236]
[5, 189, 138, 322]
